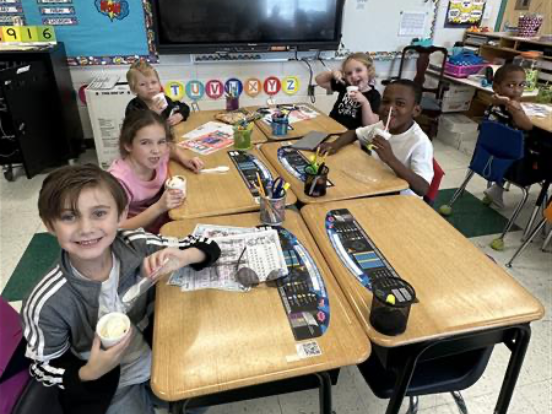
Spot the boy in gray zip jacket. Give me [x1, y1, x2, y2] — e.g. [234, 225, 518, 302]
[21, 164, 220, 414]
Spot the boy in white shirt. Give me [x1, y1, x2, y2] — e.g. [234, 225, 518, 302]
[319, 79, 434, 197]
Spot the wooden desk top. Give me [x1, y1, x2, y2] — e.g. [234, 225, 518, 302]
[168, 148, 297, 220]
[152, 211, 371, 401]
[528, 105, 552, 133]
[253, 103, 347, 141]
[260, 141, 408, 204]
[172, 109, 267, 144]
[301, 196, 544, 348]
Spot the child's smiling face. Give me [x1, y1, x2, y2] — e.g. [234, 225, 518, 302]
[132, 71, 162, 102]
[379, 84, 421, 134]
[343, 59, 371, 91]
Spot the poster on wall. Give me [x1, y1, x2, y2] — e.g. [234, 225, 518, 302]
[0, 0, 156, 65]
[445, 0, 486, 28]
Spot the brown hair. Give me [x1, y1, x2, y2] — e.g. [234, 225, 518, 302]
[126, 60, 160, 93]
[38, 164, 128, 228]
[119, 110, 174, 157]
[342, 53, 376, 80]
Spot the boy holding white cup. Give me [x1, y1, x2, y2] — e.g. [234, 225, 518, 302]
[22, 164, 220, 414]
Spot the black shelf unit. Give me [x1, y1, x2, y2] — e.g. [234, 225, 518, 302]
[0, 42, 83, 180]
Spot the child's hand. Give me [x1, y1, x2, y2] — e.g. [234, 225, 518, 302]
[143, 247, 206, 279]
[349, 91, 369, 107]
[79, 333, 133, 381]
[168, 113, 184, 126]
[157, 188, 185, 212]
[491, 93, 510, 106]
[371, 136, 396, 164]
[332, 70, 345, 85]
[505, 99, 523, 112]
[318, 142, 338, 155]
[183, 157, 204, 173]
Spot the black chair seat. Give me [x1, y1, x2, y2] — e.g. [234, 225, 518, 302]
[357, 346, 493, 399]
[421, 96, 441, 112]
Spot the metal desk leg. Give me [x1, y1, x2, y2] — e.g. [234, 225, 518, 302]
[494, 325, 531, 414]
[315, 371, 333, 414]
[170, 399, 190, 414]
[385, 355, 419, 414]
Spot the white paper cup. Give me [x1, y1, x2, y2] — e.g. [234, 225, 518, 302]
[153, 92, 168, 110]
[374, 127, 392, 141]
[346, 85, 359, 96]
[96, 312, 131, 348]
[165, 175, 187, 197]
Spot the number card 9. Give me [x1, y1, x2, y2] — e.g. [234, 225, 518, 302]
[1, 27, 22, 42]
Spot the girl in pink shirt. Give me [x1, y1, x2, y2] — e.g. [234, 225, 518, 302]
[109, 111, 203, 234]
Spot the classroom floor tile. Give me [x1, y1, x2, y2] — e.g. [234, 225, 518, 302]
[2, 142, 550, 414]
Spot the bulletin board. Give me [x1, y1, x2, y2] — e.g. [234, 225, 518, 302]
[340, 0, 440, 59]
[445, 0, 486, 27]
[0, 0, 156, 65]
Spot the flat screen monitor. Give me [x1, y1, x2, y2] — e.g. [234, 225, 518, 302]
[152, 0, 345, 54]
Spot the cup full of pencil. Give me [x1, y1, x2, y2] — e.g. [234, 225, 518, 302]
[256, 173, 288, 226]
[271, 112, 290, 136]
[304, 149, 328, 197]
[233, 121, 253, 151]
[369, 277, 416, 336]
[226, 92, 239, 111]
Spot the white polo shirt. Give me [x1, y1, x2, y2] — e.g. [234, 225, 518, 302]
[356, 121, 434, 196]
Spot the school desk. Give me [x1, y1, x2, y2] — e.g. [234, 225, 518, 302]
[153, 211, 371, 414]
[527, 104, 552, 133]
[301, 196, 544, 414]
[168, 147, 297, 220]
[260, 141, 408, 204]
[252, 103, 347, 141]
[172, 109, 268, 144]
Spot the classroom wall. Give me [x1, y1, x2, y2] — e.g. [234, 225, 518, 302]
[70, 1, 498, 139]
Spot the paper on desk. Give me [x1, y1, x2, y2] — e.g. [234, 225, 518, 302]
[168, 228, 288, 292]
[521, 103, 552, 118]
[261, 104, 319, 125]
[192, 224, 258, 238]
[182, 121, 234, 139]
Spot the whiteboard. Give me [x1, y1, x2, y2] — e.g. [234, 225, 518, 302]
[340, 0, 439, 55]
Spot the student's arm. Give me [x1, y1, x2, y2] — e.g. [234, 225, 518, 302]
[119, 190, 183, 231]
[170, 144, 204, 173]
[371, 136, 430, 196]
[165, 97, 191, 126]
[318, 130, 357, 155]
[507, 101, 533, 131]
[315, 70, 343, 91]
[357, 90, 380, 126]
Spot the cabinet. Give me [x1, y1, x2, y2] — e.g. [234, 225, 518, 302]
[0, 43, 83, 180]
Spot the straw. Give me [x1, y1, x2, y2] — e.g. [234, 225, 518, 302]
[384, 107, 393, 131]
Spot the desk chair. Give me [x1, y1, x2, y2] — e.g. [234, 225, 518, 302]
[438, 122, 539, 250]
[358, 346, 493, 414]
[424, 159, 445, 206]
[384, 45, 449, 138]
[506, 199, 552, 267]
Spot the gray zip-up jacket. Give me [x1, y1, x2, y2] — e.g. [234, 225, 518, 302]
[21, 228, 220, 414]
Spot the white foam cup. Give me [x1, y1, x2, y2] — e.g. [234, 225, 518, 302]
[96, 312, 131, 348]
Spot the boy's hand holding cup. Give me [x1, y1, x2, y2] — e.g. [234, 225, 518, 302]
[96, 312, 131, 349]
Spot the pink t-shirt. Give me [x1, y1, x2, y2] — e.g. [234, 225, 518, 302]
[108, 155, 169, 234]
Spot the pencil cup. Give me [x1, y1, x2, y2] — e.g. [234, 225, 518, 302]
[259, 192, 286, 226]
[271, 118, 289, 136]
[233, 126, 252, 151]
[369, 277, 416, 336]
[304, 171, 328, 197]
[226, 96, 239, 111]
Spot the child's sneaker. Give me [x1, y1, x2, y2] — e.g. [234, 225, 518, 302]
[483, 184, 505, 209]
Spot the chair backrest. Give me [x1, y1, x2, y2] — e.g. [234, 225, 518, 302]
[424, 158, 445, 205]
[11, 377, 63, 414]
[469, 121, 525, 183]
[397, 45, 449, 98]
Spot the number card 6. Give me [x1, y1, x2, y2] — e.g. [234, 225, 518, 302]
[37, 26, 56, 42]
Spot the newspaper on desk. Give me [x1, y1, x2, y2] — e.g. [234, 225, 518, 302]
[521, 103, 552, 118]
[261, 104, 319, 125]
[168, 226, 288, 292]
